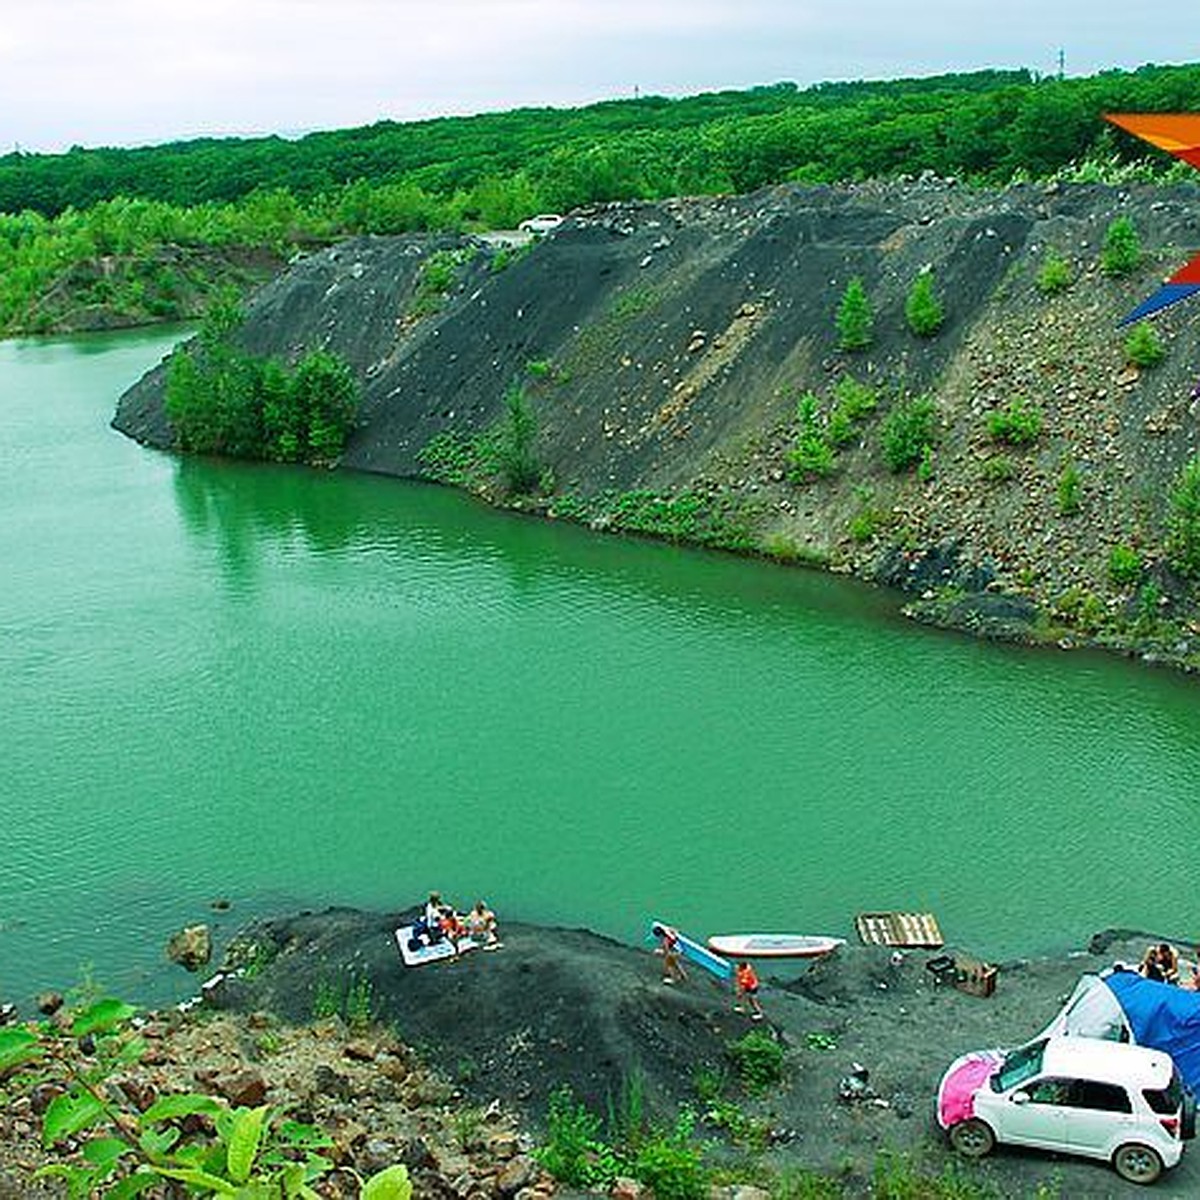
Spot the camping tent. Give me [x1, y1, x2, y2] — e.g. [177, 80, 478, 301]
[1040, 969, 1200, 1092]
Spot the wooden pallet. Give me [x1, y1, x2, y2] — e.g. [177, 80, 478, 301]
[855, 911, 944, 949]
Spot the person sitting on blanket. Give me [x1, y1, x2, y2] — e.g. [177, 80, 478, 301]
[439, 904, 467, 950]
[466, 899, 501, 948]
[411, 890, 448, 946]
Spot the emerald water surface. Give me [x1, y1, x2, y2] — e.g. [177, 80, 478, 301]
[3, 329, 1199, 1005]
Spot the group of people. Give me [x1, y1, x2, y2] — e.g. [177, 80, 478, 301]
[654, 924, 764, 1020]
[1137, 941, 1200, 988]
[413, 891, 501, 953]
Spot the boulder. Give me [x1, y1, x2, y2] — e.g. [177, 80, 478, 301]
[495, 1156, 535, 1196]
[216, 1069, 267, 1107]
[166, 924, 212, 972]
[36, 991, 63, 1016]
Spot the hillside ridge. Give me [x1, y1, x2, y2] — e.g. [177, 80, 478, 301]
[114, 177, 1200, 668]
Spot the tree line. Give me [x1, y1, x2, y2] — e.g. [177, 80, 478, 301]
[5, 63, 1200, 337]
[4, 64, 1200, 221]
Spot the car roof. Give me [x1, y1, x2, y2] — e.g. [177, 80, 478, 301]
[1039, 1036, 1174, 1085]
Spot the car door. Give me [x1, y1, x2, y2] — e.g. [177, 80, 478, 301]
[997, 1076, 1072, 1150]
[1062, 1079, 1136, 1158]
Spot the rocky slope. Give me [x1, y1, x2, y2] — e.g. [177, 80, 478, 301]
[113, 179, 1200, 668]
[191, 914, 1200, 1196]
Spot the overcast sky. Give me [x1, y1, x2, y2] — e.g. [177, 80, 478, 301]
[3, 1, 1198, 154]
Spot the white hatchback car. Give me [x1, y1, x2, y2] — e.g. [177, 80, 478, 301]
[938, 1037, 1194, 1185]
[517, 213, 564, 235]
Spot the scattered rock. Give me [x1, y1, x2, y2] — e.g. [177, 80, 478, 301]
[35, 992, 63, 1016]
[495, 1155, 536, 1196]
[216, 1069, 268, 1107]
[166, 924, 212, 972]
[314, 1064, 353, 1101]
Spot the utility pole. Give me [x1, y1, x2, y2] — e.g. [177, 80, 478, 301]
[1057, 48, 1065, 81]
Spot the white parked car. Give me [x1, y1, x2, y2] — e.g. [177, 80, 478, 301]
[517, 213, 564, 235]
[938, 1036, 1194, 1185]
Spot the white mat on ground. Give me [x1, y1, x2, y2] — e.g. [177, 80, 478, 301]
[394, 925, 478, 967]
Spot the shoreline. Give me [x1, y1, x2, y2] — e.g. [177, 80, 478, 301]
[6, 906, 1199, 1196]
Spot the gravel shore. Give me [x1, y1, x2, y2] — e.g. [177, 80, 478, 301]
[202, 908, 1200, 1197]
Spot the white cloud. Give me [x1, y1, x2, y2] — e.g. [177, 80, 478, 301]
[0, 0, 1196, 152]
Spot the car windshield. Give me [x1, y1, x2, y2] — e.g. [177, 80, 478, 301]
[991, 1039, 1047, 1093]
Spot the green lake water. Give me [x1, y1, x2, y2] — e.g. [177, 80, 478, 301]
[3, 328, 1199, 1006]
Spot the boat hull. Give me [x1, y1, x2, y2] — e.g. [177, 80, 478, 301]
[707, 933, 846, 959]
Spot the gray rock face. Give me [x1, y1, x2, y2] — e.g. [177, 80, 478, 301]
[110, 182, 1200, 667]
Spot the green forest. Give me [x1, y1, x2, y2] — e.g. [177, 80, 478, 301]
[4, 62, 1200, 336]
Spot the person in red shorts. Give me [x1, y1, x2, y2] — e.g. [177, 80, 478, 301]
[735, 960, 764, 1020]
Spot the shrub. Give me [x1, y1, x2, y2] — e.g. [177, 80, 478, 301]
[1108, 543, 1143, 587]
[491, 381, 542, 495]
[827, 376, 879, 446]
[727, 1030, 784, 1094]
[1101, 215, 1140, 277]
[632, 1121, 707, 1200]
[835, 276, 873, 351]
[165, 292, 359, 464]
[1166, 457, 1200, 579]
[787, 393, 836, 479]
[904, 270, 944, 336]
[981, 454, 1015, 483]
[832, 375, 879, 422]
[987, 397, 1043, 445]
[1037, 253, 1073, 294]
[1058, 458, 1083, 515]
[410, 246, 474, 316]
[1124, 321, 1166, 368]
[535, 1087, 618, 1188]
[881, 395, 936, 472]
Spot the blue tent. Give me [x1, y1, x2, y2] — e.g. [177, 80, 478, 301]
[1044, 970, 1200, 1093]
[1107, 971, 1200, 1093]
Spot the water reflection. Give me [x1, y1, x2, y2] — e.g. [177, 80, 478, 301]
[169, 451, 910, 636]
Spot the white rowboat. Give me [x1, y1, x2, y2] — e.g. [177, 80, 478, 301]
[707, 933, 846, 959]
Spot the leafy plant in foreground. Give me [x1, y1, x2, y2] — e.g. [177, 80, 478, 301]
[491, 381, 542, 495]
[535, 1086, 619, 1188]
[1057, 458, 1083, 516]
[787, 393, 836, 480]
[1108, 543, 1143, 588]
[726, 1029, 784, 1094]
[0, 997, 412, 1198]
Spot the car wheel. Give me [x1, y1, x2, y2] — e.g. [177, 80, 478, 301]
[949, 1118, 995, 1158]
[1113, 1142, 1163, 1185]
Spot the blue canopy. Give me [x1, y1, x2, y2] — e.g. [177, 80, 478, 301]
[1107, 970, 1200, 1093]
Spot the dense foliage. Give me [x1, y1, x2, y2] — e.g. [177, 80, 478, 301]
[165, 290, 359, 462]
[7, 64, 1200, 223]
